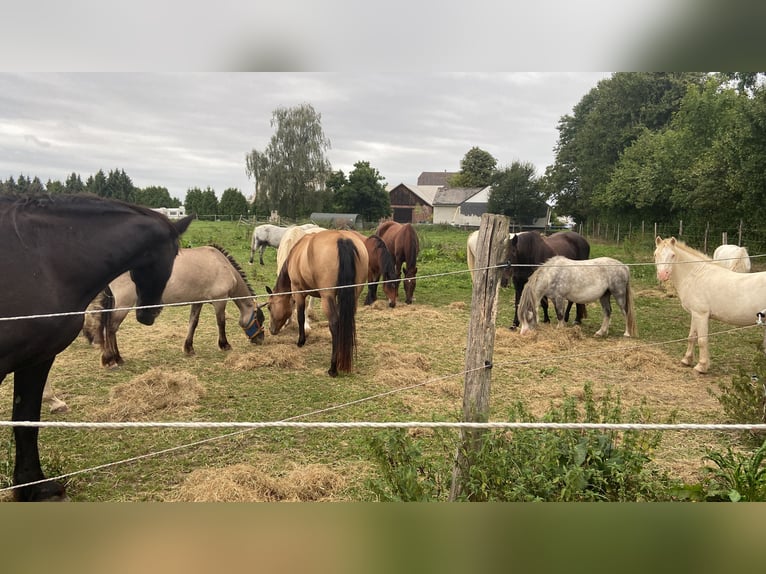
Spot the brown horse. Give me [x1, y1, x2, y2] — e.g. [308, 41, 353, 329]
[349, 232, 398, 308]
[83, 245, 265, 368]
[376, 221, 420, 304]
[265, 230, 369, 377]
[502, 231, 591, 329]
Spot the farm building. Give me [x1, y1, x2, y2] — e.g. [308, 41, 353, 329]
[432, 186, 491, 227]
[386, 183, 437, 224]
[309, 212, 364, 229]
[385, 171, 459, 224]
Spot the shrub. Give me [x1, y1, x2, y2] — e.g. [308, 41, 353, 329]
[712, 350, 766, 447]
[366, 383, 678, 501]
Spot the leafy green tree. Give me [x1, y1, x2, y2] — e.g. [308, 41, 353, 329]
[245, 103, 332, 220]
[185, 187, 219, 218]
[449, 147, 497, 187]
[488, 161, 548, 226]
[219, 188, 249, 217]
[548, 73, 705, 223]
[332, 161, 391, 222]
[104, 169, 136, 202]
[134, 186, 181, 208]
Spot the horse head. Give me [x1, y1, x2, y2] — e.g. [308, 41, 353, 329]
[264, 285, 293, 335]
[243, 302, 267, 344]
[654, 236, 676, 282]
[403, 265, 417, 304]
[131, 215, 193, 325]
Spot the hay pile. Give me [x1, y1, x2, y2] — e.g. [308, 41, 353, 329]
[95, 367, 205, 421]
[167, 463, 343, 502]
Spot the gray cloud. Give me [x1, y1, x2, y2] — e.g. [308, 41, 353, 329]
[0, 73, 609, 200]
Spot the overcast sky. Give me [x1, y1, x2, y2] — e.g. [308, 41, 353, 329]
[0, 73, 611, 201]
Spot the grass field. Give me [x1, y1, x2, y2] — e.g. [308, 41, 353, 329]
[2, 220, 764, 501]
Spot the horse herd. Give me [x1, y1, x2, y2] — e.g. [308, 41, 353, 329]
[0, 192, 760, 502]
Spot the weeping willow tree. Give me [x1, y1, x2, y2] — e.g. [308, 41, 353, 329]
[245, 103, 332, 220]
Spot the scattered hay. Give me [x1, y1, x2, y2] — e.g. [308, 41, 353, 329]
[95, 368, 205, 421]
[373, 343, 432, 388]
[447, 301, 467, 311]
[225, 345, 306, 371]
[167, 463, 344, 502]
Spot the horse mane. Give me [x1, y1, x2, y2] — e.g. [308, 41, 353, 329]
[209, 244, 255, 296]
[668, 238, 712, 261]
[369, 234, 397, 280]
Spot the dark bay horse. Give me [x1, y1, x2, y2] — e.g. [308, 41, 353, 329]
[376, 221, 420, 304]
[0, 194, 192, 501]
[83, 245, 265, 368]
[351, 233, 398, 308]
[266, 230, 368, 377]
[503, 231, 591, 329]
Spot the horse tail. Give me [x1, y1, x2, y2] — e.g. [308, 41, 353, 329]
[624, 277, 638, 338]
[405, 225, 419, 272]
[335, 238, 360, 372]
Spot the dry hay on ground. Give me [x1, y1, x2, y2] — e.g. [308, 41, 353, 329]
[167, 462, 344, 502]
[225, 343, 306, 371]
[95, 367, 205, 421]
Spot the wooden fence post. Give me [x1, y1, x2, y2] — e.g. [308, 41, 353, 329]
[449, 213, 510, 501]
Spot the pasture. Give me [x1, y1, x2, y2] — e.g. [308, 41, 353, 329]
[1, 221, 764, 501]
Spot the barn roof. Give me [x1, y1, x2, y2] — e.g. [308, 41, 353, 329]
[417, 171, 458, 186]
[433, 187, 485, 206]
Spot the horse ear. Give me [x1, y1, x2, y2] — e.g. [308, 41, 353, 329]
[265, 285, 272, 295]
[655, 236, 662, 246]
[511, 234, 518, 247]
[174, 215, 195, 236]
[669, 237, 677, 245]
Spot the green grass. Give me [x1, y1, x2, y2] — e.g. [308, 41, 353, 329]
[1, 222, 762, 501]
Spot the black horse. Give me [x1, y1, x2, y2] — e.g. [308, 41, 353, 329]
[0, 194, 192, 501]
[502, 231, 591, 329]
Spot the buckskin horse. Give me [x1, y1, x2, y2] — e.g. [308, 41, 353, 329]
[0, 194, 192, 501]
[266, 230, 368, 377]
[83, 244, 265, 369]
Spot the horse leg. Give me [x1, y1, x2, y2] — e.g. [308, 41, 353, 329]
[511, 278, 525, 329]
[42, 380, 68, 414]
[365, 273, 379, 306]
[13, 358, 67, 501]
[594, 293, 612, 337]
[692, 312, 711, 374]
[321, 295, 340, 377]
[681, 319, 698, 368]
[259, 244, 266, 266]
[214, 302, 231, 351]
[541, 296, 551, 323]
[552, 297, 567, 327]
[184, 303, 203, 355]
[100, 309, 127, 369]
[564, 301, 573, 323]
[295, 295, 308, 347]
[574, 303, 587, 325]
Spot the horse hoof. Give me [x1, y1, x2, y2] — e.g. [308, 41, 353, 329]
[328, 369, 338, 377]
[49, 402, 69, 414]
[694, 365, 709, 374]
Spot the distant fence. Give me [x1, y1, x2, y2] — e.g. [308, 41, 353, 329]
[581, 220, 766, 255]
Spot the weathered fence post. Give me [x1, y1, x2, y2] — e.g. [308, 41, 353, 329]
[449, 213, 510, 501]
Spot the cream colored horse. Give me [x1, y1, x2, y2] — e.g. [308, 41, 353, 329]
[654, 236, 766, 373]
[713, 244, 751, 273]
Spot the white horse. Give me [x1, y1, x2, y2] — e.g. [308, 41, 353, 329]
[713, 244, 751, 273]
[654, 236, 766, 373]
[518, 256, 637, 338]
[466, 229, 515, 283]
[249, 223, 318, 265]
